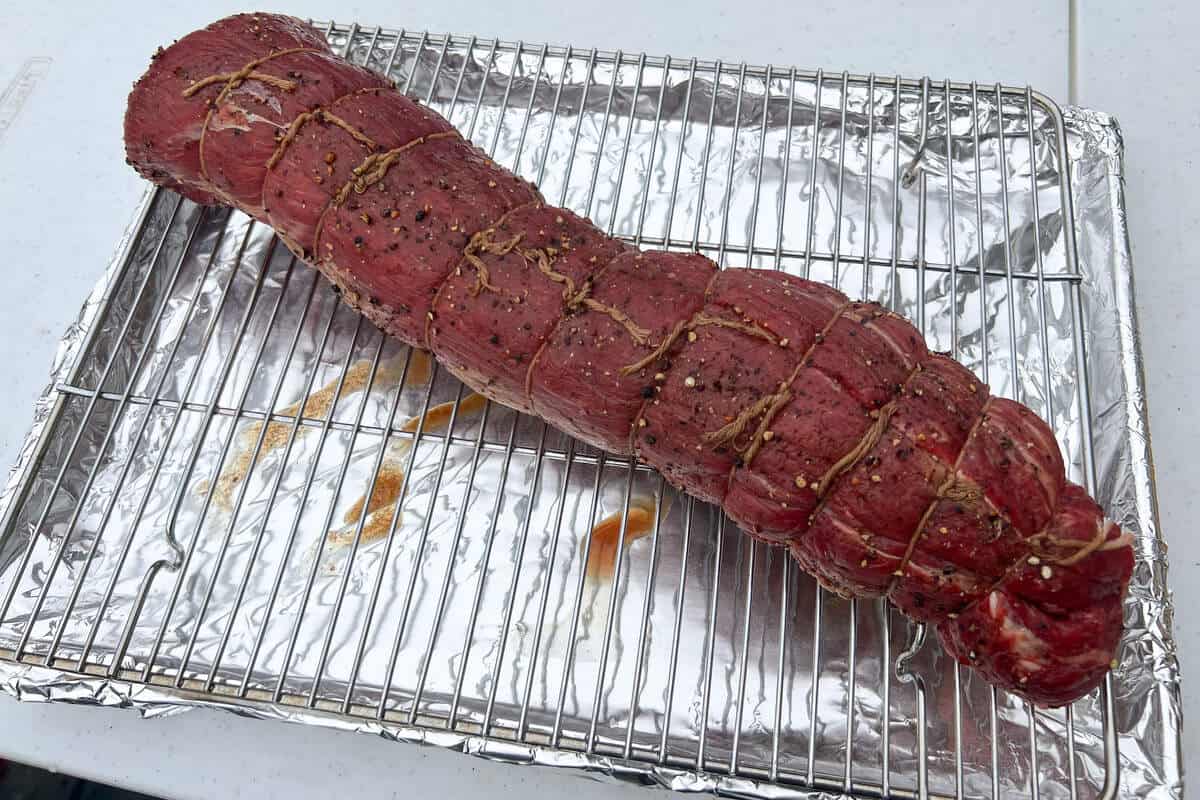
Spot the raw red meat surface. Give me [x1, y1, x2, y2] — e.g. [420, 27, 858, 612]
[314, 135, 539, 343]
[530, 250, 714, 453]
[123, 12, 1134, 706]
[429, 204, 628, 411]
[263, 87, 457, 254]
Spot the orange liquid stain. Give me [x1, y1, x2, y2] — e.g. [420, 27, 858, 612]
[342, 461, 406, 526]
[328, 391, 487, 547]
[329, 459, 407, 547]
[400, 391, 488, 434]
[403, 349, 434, 388]
[585, 496, 662, 582]
[328, 504, 403, 548]
[205, 352, 433, 512]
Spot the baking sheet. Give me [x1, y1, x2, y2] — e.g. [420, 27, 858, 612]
[0, 23, 1181, 800]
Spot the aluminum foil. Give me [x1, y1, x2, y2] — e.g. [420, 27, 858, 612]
[0, 24, 1181, 800]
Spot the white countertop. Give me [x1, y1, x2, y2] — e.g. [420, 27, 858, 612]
[0, 1, 1191, 796]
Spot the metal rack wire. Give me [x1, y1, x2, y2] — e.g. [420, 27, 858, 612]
[0, 21, 1121, 800]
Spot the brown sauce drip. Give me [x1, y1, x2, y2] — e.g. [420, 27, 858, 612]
[203, 351, 432, 512]
[328, 391, 487, 546]
[584, 493, 673, 582]
[400, 391, 487, 434]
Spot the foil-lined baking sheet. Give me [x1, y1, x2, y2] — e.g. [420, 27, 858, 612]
[0, 22, 1181, 800]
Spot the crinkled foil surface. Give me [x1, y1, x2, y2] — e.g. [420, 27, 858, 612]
[0, 24, 1181, 800]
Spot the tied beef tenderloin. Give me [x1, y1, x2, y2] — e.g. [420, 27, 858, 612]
[124, 12, 1134, 707]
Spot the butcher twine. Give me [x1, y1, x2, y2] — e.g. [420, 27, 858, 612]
[620, 311, 784, 377]
[183, 47, 326, 196]
[462, 226, 654, 347]
[688, 301, 851, 471]
[181, 47, 318, 101]
[331, 131, 462, 207]
[888, 393, 993, 601]
[265, 107, 380, 170]
[619, 293, 849, 483]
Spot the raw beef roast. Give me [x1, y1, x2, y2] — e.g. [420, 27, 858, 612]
[123, 12, 1133, 706]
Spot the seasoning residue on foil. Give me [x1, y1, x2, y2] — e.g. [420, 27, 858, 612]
[326, 454, 408, 547]
[399, 392, 487, 436]
[204, 351, 434, 512]
[327, 391, 488, 547]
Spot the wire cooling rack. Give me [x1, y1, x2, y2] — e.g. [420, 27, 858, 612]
[0, 20, 1141, 800]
